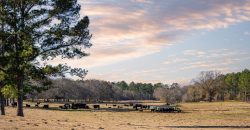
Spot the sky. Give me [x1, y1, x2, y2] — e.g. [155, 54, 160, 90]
[50, 0, 250, 85]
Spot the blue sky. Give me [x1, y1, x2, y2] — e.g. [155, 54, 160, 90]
[50, 0, 250, 85]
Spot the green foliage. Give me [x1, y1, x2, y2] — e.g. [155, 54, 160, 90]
[239, 69, 250, 91]
[0, 71, 5, 81]
[225, 73, 239, 87]
[153, 83, 164, 89]
[1, 85, 17, 98]
[0, 0, 92, 116]
[225, 73, 240, 100]
[116, 81, 129, 90]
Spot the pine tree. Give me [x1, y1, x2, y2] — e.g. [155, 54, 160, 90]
[0, 0, 91, 116]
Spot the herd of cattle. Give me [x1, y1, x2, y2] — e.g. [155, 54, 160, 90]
[12, 101, 181, 113]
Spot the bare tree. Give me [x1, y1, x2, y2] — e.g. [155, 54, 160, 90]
[153, 86, 168, 102]
[194, 71, 223, 102]
[184, 85, 203, 102]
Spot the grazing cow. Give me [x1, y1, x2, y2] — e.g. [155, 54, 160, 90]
[43, 104, 49, 109]
[112, 104, 117, 107]
[85, 105, 90, 109]
[11, 102, 17, 107]
[63, 103, 71, 109]
[142, 105, 150, 109]
[75, 103, 86, 109]
[35, 102, 40, 107]
[26, 104, 31, 107]
[71, 103, 78, 109]
[133, 104, 143, 110]
[93, 105, 100, 109]
[70, 103, 87, 109]
[150, 106, 156, 112]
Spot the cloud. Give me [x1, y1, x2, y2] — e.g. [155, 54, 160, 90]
[183, 50, 206, 57]
[81, 0, 250, 68]
[178, 49, 250, 72]
[244, 31, 250, 36]
[49, 0, 250, 69]
[164, 58, 188, 65]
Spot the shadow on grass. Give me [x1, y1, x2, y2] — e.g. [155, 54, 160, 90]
[27, 107, 138, 112]
[162, 126, 250, 129]
[25, 106, 186, 113]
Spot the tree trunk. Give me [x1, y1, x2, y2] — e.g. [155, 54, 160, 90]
[0, 92, 5, 115]
[233, 86, 237, 100]
[245, 88, 247, 102]
[209, 97, 212, 102]
[6, 98, 9, 106]
[12, 98, 15, 103]
[17, 75, 24, 117]
[208, 92, 213, 102]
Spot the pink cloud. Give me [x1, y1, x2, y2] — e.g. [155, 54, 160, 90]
[50, 0, 250, 68]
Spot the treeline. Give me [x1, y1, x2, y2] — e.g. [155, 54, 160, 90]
[184, 69, 250, 102]
[27, 69, 250, 103]
[28, 79, 162, 101]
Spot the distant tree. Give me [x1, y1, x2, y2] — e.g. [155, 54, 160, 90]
[98, 81, 114, 101]
[215, 74, 227, 101]
[154, 84, 182, 104]
[185, 85, 203, 102]
[112, 86, 123, 100]
[153, 87, 167, 101]
[154, 83, 164, 89]
[194, 71, 222, 102]
[169, 83, 182, 103]
[239, 69, 250, 101]
[128, 82, 137, 91]
[116, 81, 129, 90]
[0, 0, 91, 116]
[0, 81, 5, 115]
[225, 73, 240, 100]
[0, 13, 6, 115]
[144, 83, 154, 99]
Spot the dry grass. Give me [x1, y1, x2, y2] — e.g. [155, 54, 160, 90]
[1, 101, 250, 130]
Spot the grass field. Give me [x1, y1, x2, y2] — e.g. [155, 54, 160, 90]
[0, 101, 250, 130]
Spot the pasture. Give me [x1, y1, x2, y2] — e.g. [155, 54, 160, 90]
[0, 101, 250, 130]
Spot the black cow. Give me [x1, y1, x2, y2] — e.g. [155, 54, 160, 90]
[43, 104, 49, 109]
[11, 102, 17, 107]
[63, 103, 71, 109]
[71, 103, 87, 109]
[142, 105, 150, 109]
[26, 104, 31, 107]
[76, 103, 87, 109]
[35, 102, 40, 107]
[85, 105, 90, 109]
[71, 103, 78, 109]
[133, 104, 143, 110]
[93, 105, 100, 109]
